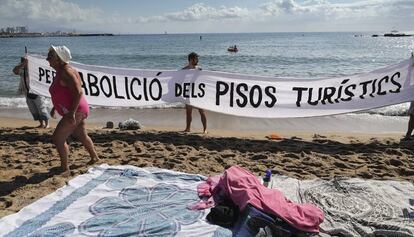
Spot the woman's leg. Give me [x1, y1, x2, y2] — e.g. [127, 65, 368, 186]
[72, 115, 99, 164]
[52, 115, 78, 172]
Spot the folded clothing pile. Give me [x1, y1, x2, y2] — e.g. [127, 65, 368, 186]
[118, 118, 142, 130]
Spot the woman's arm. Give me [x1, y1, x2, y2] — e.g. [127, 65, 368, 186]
[61, 66, 83, 117]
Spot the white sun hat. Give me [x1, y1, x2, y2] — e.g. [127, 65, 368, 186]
[50, 45, 72, 63]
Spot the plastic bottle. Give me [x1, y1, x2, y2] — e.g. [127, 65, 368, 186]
[263, 169, 272, 187]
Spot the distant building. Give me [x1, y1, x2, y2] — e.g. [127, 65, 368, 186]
[6, 27, 14, 33]
[16, 26, 28, 33]
[1, 26, 28, 34]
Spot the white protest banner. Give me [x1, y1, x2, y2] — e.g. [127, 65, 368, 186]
[27, 54, 414, 118]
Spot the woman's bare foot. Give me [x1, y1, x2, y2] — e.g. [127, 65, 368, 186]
[87, 157, 100, 165]
[57, 166, 71, 177]
[61, 170, 71, 177]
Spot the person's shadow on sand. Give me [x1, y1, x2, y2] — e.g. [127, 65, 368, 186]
[0, 167, 68, 198]
[15, 126, 46, 130]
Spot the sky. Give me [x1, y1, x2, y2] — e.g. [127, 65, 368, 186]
[0, 0, 413, 34]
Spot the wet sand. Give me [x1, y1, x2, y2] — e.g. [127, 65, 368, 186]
[0, 117, 413, 218]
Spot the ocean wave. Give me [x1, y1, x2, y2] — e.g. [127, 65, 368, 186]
[0, 96, 408, 116]
[0, 96, 43, 108]
[363, 103, 410, 116]
[0, 96, 183, 110]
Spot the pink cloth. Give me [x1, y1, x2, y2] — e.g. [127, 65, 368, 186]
[187, 175, 221, 210]
[49, 70, 89, 117]
[197, 175, 221, 197]
[214, 166, 324, 233]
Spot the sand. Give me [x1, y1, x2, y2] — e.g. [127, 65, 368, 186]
[0, 116, 413, 218]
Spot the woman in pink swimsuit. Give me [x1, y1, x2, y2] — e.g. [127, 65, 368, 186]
[47, 45, 99, 174]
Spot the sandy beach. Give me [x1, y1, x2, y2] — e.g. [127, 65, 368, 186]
[1, 115, 414, 219]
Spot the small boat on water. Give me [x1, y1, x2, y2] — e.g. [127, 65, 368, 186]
[384, 30, 412, 37]
[227, 45, 238, 52]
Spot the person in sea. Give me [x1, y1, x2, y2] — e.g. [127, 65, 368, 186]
[13, 57, 50, 128]
[182, 52, 207, 133]
[403, 101, 414, 141]
[47, 45, 99, 174]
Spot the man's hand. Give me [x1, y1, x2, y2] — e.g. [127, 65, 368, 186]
[22, 58, 28, 67]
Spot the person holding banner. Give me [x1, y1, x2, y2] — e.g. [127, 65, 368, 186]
[47, 45, 99, 174]
[13, 57, 49, 128]
[182, 52, 207, 133]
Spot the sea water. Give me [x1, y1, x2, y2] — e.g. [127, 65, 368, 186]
[0, 32, 413, 133]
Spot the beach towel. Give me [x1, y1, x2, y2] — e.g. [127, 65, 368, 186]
[0, 164, 232, 237]
[1, 165, 412, 237]
[268, 176, 414, 237]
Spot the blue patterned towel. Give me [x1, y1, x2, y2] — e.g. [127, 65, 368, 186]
[0, 164, 232, 237]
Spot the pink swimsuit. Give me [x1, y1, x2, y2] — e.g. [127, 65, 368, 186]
[49, 70, 89, 117]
